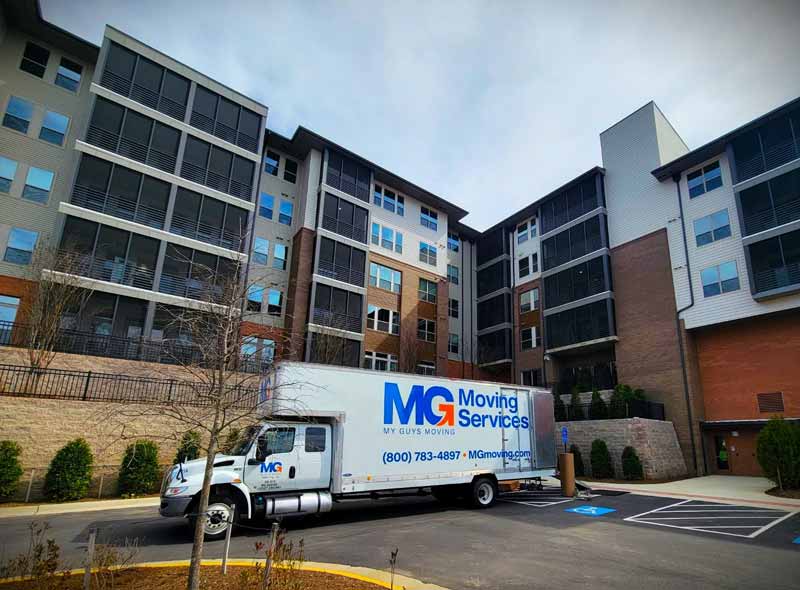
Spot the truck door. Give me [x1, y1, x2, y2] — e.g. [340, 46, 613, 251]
[244, 425, 300, 493]
[293, 425, 332, 490]
[501, 388, 533, 472]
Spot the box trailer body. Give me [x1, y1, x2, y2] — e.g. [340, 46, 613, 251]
[159, 362, 556, 537]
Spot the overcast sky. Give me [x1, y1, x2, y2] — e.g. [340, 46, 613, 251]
[43, 0, 800, 230]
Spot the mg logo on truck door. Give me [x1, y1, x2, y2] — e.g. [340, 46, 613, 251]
[383, 383, 455, 426]
[260, 461, 283, 473]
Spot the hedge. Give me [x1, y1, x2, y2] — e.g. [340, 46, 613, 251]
[119, 440, 161, 496]
[621, 446, 644, 480]
[570, 444, 585, 478]
[756, 418, 800, 489]
[590, 439, 614, 479]
[0, 440, 24, 498]
[173, 431, 201, 464]
[44, 438, 94, 501]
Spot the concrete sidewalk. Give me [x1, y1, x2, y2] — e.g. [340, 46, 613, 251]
[0, 496, 160, 519]
[588, 475, 800, 510]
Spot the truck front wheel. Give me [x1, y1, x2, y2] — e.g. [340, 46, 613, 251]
[191, 493, 238, 540]
[469, 477, 497, 508]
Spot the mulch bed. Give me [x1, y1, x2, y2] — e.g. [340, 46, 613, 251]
[766, 487, 800, 499]
[0, 566, 385, 589]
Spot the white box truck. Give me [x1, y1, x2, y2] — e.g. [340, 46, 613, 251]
[159, 362, 556, 537]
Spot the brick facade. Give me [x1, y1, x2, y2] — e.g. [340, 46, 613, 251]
[284, 228, 316, 360]
[513, 280, 543, 384]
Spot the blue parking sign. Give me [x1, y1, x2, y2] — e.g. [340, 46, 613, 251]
[561, 426, 568, 444]
[565, 505, 616, 517]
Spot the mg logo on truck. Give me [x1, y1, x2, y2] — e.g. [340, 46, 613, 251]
[260, 461, 283, 473]
[383, 383, 455, 426]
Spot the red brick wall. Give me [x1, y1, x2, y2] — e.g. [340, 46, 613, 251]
[284, 228, 316, 360]
[513, 280, 543, 382]
[0, 275, 35, 322]
[695, 310, 800, 421]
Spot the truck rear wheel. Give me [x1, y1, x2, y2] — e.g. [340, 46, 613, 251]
[191, 493, 238, 540]
[469, 477, 497, 509]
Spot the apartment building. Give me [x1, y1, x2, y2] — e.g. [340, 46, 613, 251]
[0, 1, 797, 477]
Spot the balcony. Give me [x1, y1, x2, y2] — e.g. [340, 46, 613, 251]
[71, 184, 166, 230]
[169, 214, 243, 251]
[85, 126, 177, 174]
[317, 260, 365, 287]
[189, 111, 259, 153]
[159, 273, 223, 303]
[736, 136, 800, 183]
[321, 214, 367, 243]
[100, 69, 187, 122]
[742, 197, 800, 236]
[311, 308, 362, 333]
[179, 161, 251, 201]
[64, 254, 156, 290]
[752, 262, 800, 295]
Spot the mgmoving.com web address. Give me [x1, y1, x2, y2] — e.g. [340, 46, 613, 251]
[468, 449, 531, 460]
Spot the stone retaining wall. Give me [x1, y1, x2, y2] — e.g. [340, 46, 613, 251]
[555, 418, 687, 480]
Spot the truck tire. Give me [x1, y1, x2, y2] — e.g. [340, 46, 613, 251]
[469, 477, 497, 509]
[191, 493, 238, 540]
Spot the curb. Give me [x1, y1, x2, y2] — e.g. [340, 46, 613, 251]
[0, 559, 451, 590]
[0, 497, 160, 519]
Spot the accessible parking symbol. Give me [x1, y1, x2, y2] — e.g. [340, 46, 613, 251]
[565, 505, 616, 517]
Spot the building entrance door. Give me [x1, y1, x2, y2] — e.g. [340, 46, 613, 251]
[714, 435, 729, 471]
[727, 432, 761, 476]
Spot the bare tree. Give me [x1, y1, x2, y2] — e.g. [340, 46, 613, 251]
[398, 327, 419, 374]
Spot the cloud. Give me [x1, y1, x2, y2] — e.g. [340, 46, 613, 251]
[43, 0, 800, 230]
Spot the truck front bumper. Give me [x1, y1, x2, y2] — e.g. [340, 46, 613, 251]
[159, 495, 193, 517]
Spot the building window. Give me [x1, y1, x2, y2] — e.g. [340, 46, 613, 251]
[364, 351, 399, 372]
[521, 369, 541, 387]
[416, 361, 435, 376]
[520, 288, 538, 313]
[418, 318, 436, 342]
[530, 218, 538, 238]
[701, 261, 740, 297]
[519, 256, 530, 277]
[3, 96, 33, 134]
[373, 184, 404, 216]
[369, 262, 402, 293]
[279, 200, 293, 225]
[55, 58, 82, 92]
[419, 241, 437, 266]
[39, 110, 69, 145]
[531, 252, 539, 273]
[259, 193, 274, 219]
[0, 295, 20, 328]
[4, 227, 38, 265]
[447, 264, 459, 284]
[372, 223, 402, 253]
[687, 161, 723, 198]
[420, 206, 438, 231]
[448, 333, 459, 354]
[517, 222, 528, 244]
[272, 243, 287, 270]
[284, 158, 298, 183]
[0, 156, 18, 193]
[367, 305, 400, 335]
[371, 222, 379, 245]
[419, 278, 437, 303]
[22, 167, 54, 203]
[247, 285, 263, 312]
[448, 298, 459, 318]
[264, 150, 280, 175]
[693, 210, 731, 247]
[253, 237, 269, 265]
[20, 42, 49, 78]
[521, 327, 537, 350]
[267, 289, 283, 315]
[448, 232, 460, 251]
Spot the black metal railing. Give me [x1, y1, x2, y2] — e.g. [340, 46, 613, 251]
[555, 362, 618, 395]
[85, 125, 177, 174]
[558, 398, 665, 421]
[71, 185, 167, 230]
[0, 363, 259, 408]
[0, 321, 271, 375]
[317, 260, 365, 287]
[742, 198, 800, 236]
[100, 69, 187, 122]
[169, 214, 243, 251]
[159, 273, 223, 303]
[311, 308, 362, 333]
[189, 110, 259, 153]
[179, 160, 252, 201]
[753, 261, 800, 294]
[64, 254, 156, 290]
[735, 137, 800, 183]
[321, 215, 367, 243]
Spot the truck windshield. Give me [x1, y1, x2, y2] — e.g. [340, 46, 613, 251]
[228, 425, 261, 456]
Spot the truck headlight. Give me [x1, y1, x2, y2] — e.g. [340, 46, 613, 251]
[164, 486, 190, 497]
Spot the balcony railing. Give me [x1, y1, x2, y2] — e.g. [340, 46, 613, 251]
[169, 214, 243, 251]
[555, 361, 618, 395]
[68, 254, 156, 290]
[100, 69, 187, 122]
[752, 261, 800, 294]
[85, 126, 177, 174]
[189, 110, 259, 153]
[179, 160, 252, 201]
[736, 137, 800, 183]
[311, 308, 362, 333]
[0, 321, 271, 376]
[71, 185, 167, 230]
[159, 272, 223, 303]
[558, 398, 665, 421]
[317, 260, 365, 287]
[742, 197, 800, 236]
[321, 215, 367, 243]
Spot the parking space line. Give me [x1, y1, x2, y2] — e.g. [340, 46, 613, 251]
[745, 510, 797, 539]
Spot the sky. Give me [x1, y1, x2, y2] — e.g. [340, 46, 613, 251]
[43, 0, 800, 231]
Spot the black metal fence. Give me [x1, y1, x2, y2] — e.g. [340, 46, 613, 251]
[0, 363, 260, 408]
[558, 398, 666, 421]
[0, 321, 269, 374]
[555, 362, 618, 395]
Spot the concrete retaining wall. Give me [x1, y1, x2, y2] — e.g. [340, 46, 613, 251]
[556, 418, 687, 480]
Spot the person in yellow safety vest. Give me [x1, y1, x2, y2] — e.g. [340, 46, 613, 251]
[718, 446, 728, 465]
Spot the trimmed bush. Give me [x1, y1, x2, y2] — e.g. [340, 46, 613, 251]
[622, 446, 644, 480]
[608, 387, 627, 419]
[119, 440, 161, 496]
[756, 417, 800, 490]
[570, 444, 585, 477]
[590, 439, 614, 479]
[44, 438, 93, 501]
[173, 431, 201, 464]
[220, 428, 242, 454]
[589, 389, 608, 420]
[553, 392, 567, 422]
[0, 440, 24, 498]
[569, 390, 584, 421]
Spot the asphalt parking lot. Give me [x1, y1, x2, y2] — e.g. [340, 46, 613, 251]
[1, 488, 798, 589]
